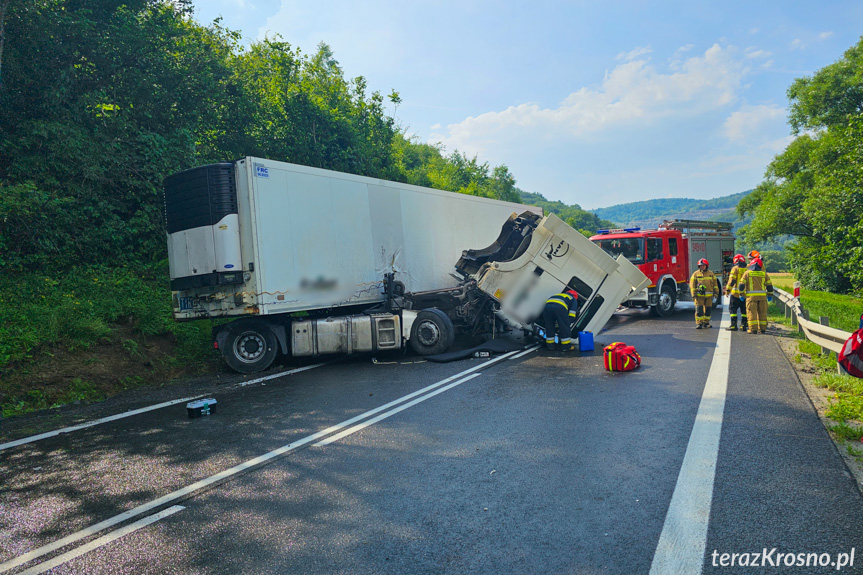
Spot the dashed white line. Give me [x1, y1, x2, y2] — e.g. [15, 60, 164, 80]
[649, 299, 731, 574]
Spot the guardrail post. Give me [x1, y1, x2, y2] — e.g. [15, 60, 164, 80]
[818, 317, 830, 355]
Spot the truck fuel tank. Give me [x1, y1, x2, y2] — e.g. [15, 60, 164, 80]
[291, 314, 401, 357]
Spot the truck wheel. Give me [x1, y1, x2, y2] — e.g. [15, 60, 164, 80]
[409, 309, 455, 356]
[651, 284, 676, 317]
[223, 321, 278, 373]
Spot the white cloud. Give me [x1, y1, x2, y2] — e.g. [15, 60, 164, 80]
[745, 48, 771, 59]
[789, 32, 833, 52]
[616, 45, 653, 61]
[438, 44, 748, 156]
[722, 104, 786, 143]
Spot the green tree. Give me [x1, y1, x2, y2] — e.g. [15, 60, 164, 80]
[738, 37, 863, 293]
[0, 0, 237, 270]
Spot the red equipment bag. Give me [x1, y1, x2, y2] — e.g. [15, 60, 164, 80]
[603, 342, 641, 372]
[838, 329, 863, 378]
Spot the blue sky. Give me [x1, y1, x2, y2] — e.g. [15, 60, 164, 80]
[192, 1, 862, 210]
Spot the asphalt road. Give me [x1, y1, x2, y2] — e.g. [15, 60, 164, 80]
[1, 302, 862, 574]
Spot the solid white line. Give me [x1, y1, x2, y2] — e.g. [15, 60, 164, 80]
[16, 506, 185, 575]
[0, 397, 205, 452]
[313, 373, 483, 446]
[649, 298, 731, 575]
[0, 351, 519, 574]
[510, 345, 540, 360]
[0, 364, 327, 453]
[234, 363, 325, 387]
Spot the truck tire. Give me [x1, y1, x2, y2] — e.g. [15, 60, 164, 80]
[223, 320, 278, 373]
[409, 309, 455, 356]
[651, 284, 676, 317]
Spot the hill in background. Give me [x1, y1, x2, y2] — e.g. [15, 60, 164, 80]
[518, 190, 616, 234]
[590, 190, 753, 230]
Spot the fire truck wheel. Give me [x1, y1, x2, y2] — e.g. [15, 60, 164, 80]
[651, 284, 676, 317]
[223, 320, 278, 373]
[409, 309, 455, 356]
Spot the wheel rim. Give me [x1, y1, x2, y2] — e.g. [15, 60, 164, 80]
[659, 291, 673, 311]
[234, 331, 265, 364]
[416, 320, 441, 346]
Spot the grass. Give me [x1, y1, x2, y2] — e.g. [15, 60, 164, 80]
[0, 264, 219, 417]
[769, 273, 862, 333]
[767, 276, 863, 443]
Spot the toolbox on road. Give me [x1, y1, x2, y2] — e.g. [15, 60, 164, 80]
[187, 398, 217, 418]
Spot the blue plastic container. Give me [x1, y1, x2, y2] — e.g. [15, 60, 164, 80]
[578, 331, 594, 352]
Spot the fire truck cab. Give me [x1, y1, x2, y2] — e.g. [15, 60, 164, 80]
[589, 220, 735, 317]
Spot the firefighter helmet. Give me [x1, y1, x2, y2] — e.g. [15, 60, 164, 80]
[748, 250, 761, 260]
[751, 257, 764, 268]
[697, 258, 709, 267]
[733, 254, 745, 264]
[566, 289, 578, 298]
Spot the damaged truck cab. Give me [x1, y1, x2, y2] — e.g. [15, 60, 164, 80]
[165, 157, 648, 373]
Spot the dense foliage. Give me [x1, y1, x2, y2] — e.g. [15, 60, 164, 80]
[0, 0, 608, 404]
[0, 0, 598, 277]
[738, 37, 863, 293]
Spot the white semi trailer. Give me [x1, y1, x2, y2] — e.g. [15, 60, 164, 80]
[165, 157, 649, 372]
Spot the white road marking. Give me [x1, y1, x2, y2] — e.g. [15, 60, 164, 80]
[0, 364, 326, 452]
[16, 506, 185, 575]
[649, 298, 731, 575]
[313, 373, 483, 446]
[510, 344, 540, 360]
[0, 351, 521, 573]
[234, 363, 325, 387]
[0, 397, 205, 452]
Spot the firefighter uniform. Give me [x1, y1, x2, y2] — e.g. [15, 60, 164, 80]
[740, 261, 772, 334]
[543, 291, 578, 351]
[725, 261, 748, 331]
[689, 268, 717, 328]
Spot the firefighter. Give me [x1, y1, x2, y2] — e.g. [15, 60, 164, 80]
[739, 256, 773, 334]
[543, 289, 578, 351]
[689, 258, 717, 328]
[725, 254, 749, 331]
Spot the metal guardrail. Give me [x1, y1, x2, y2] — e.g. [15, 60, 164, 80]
[773, 287, 852, 355]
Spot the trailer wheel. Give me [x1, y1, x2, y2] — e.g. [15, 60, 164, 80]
[409, 309, 455, 356]
[223, 321, 278, 373]
[651, 284, 676, 317]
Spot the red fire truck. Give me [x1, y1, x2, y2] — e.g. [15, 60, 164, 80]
[589, 219, 735, 316]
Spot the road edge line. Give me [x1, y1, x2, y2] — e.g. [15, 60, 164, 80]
[649, 297, 731, 575]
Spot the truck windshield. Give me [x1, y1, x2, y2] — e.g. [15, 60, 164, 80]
[592, 238, 645, 264]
